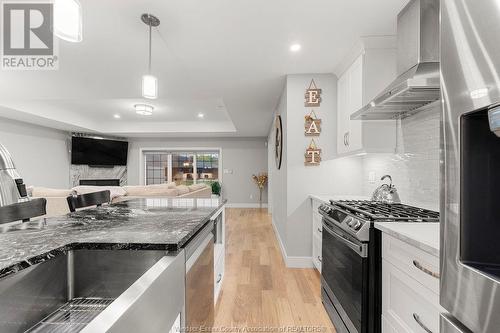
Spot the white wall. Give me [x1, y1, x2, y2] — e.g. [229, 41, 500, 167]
[127, 137, 268, 205]
[268, 84, 288, 250]
[268, 74, 365, 264]
[0, 117, 71, 188]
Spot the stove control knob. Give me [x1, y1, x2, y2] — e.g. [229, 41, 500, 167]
[353, 221, 362, 230]
[344, 216, 353, 225]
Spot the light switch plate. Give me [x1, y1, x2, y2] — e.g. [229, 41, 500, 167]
[223, 169, 233, 174]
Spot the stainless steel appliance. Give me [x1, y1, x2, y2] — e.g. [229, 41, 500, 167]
[441, 1, 500, 332]
[0, 143, 28, 207]
[319, 200, 439, 333]
[352, 0, 440, 120]
[185, 221, 214, 329]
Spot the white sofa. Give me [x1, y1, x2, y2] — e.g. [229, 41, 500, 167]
[30, 182, 212, 217]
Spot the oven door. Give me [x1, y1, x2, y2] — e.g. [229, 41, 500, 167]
[321, 217, 368, 333]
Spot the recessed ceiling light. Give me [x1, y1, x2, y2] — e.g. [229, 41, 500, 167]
[197, 112, 205, 118]
[134, 104, 154, 116]
[290, 43, 301, 52]
[113, 114, 121, 119]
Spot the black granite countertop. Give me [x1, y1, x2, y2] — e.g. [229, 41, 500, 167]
[0, 197, 225, 279]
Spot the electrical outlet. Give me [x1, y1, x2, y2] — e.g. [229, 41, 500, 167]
[250, 194, 254, 199]
[368, 171, 376, 183]
[223, 169, 233, 174]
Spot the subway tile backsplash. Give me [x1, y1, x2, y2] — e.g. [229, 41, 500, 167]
[361, 104, 441, 211]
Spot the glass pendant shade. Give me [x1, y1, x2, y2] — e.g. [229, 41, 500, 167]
[54, 0, 83, 42]
[142, 74, 158, 99]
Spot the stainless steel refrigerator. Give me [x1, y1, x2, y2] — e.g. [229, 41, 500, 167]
[441, 1, 500, 332]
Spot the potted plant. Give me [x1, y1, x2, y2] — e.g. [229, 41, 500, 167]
[252, 173, 268, 209]
[211, 181, 222, 197]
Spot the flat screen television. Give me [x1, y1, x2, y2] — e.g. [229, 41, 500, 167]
[71, 137, 128, 166]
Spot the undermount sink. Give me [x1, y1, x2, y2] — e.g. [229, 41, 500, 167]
[0, 249, 185, 333]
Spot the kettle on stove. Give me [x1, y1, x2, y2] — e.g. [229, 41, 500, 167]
[371, 175, 401, 204]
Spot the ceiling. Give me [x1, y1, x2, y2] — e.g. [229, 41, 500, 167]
[0, 0, 409, 137]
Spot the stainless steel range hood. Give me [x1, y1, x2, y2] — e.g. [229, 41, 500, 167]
[351, 0, 440, 120]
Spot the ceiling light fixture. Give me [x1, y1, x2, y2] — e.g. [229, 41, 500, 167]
[134, 103, 154, 116]
[141, 14, 160, 99]
[113, 114, 121, 119]
[290, 43, 301, 52]
[470, 87, 489, 99]
[197, 112, 205, 118]
[54, 0, 82, 42]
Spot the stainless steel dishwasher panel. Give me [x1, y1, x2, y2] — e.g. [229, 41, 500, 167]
[185, 222, 214, 330]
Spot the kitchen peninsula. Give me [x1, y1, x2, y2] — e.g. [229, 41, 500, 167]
[0, 197, 225, 333]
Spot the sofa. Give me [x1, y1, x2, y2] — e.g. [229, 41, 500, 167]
[29, 182, 212, 217]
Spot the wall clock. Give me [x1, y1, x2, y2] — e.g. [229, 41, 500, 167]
[275, 115, 283, 170]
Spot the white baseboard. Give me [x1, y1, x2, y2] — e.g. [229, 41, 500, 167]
[271, 218, 313, 269]
[225, 203, 268, 208]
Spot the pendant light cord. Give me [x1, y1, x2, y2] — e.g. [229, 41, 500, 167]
[148, 19, 152, 74]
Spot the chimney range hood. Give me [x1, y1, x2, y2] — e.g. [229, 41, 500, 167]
[351, 0, 440, 120]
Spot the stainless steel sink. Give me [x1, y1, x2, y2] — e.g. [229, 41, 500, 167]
[0, 249, 185, 333]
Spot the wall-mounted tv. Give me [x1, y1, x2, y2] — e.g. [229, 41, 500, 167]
[71, 137, 128, 166]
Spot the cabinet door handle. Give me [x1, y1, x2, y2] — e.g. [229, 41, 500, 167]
[346, 132, 350, 146]
[344, 132, 348, 146]
[317, 227, 322, 233]
[413, 313, 433, 333]
[216, 273, 222, 284]
[317, 256, 322, 263]
[413, 260, 440, 279]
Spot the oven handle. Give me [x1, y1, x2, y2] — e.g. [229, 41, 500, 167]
[322, 221, 368, 258]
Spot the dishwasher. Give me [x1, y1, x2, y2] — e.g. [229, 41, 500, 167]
[0, 249, 185, 333]
[185, 221, 215, 330]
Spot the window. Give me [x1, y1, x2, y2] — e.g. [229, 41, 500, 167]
[144, 150, 220, 186]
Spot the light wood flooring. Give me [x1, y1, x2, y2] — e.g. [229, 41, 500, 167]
[214, 208, 335, 332]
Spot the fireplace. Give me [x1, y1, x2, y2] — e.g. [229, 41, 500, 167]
[79, 179, 120, 186]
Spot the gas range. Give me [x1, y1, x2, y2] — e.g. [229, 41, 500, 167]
[318, 200, 439, 242]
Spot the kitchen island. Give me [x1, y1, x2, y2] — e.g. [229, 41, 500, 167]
[0, 197, 225, 333]
[0, 197, 225, 278]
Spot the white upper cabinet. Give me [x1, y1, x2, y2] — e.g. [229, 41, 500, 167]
[336, 38, 398, 156]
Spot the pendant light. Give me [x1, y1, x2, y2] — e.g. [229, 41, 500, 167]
[54, 0, 83, 42]
[141, 14, 160, 99]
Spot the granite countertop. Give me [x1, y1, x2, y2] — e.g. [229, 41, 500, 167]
[0, 197, 225, 279]
[375, 222, 440, 257]
[309, 194, 369, 203]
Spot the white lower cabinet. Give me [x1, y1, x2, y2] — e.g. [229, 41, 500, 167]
[214, 251, 224, 303]
[311, 198, 323, 272]
[212, 207, 225, 304]
[382, 234, 442, 333]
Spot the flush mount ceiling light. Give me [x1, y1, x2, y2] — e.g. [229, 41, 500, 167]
[54, 0, 82, 42]
[197, 112, 204, 118]
[470, 87, 489, 99]
[290, 43, 301, 52]
[134, 104, 154, 116]
[113, 114, 121, 119]
[141, 14, 160, 99]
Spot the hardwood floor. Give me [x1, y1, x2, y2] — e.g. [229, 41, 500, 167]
[214, 208, 336, 332]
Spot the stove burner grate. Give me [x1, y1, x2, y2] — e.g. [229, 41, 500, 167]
[330, 200, 439, 222]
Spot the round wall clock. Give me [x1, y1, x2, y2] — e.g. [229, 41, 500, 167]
[275, 115, 283, 170]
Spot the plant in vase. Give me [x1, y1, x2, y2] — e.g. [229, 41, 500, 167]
[252, 173, 268, 208]
[211, 181, 222, 197]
